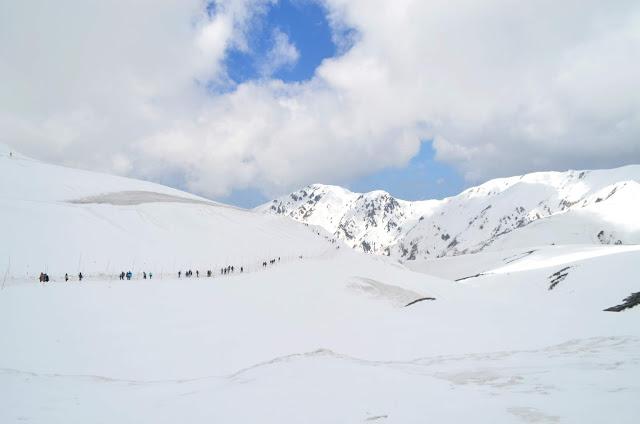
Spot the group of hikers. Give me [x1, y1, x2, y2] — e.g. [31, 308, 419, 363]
[118, 271, 153, 280]
[39, 256, 288, 283]
[118, 271, 151, 280]
[178, 264, 245, 278]
[263, 257, 280, 267]
[220, 265, 240, 275]
[39, 272, 82, 283]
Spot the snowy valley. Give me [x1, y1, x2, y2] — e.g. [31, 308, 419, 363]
[1, 146, 639, 423]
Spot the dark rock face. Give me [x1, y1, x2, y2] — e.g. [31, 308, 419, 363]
[604, 292, 640, 312]
[548, 267, 572, 290]
[503, 250, 536, 264]
[404, 297, 436, 307]
[597, 230, 623, 245]
[455, 273, 484, 282]
[407, 242, 418, 260]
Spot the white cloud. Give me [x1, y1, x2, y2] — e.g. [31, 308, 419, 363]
[258, 28, 300, 77]
[1, 0, 639, 200]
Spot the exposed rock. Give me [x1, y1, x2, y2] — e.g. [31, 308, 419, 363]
[603, 292, 640, 312]
[548, 267, 572, 290]
[404, 297, 436, 307]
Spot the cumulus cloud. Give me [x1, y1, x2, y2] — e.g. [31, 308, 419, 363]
[258, 28, 300, 77]
[1, 0, 639, 200]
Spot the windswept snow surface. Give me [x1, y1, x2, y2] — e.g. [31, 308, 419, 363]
[1, 148, 639, 422]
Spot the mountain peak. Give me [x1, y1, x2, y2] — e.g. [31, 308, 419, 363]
[260, 166, 640, 259]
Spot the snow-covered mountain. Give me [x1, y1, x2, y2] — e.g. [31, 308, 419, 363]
[0, 144, 332, 278]
[258, 166, 640, 260]
[2, 144, 640, 423]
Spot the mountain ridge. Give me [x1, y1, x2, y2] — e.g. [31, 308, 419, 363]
[257, 165, 640, 260]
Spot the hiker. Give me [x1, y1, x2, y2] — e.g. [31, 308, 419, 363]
[240, 266, 243, 273]
[65, 273, 69, 282]
[78, 272, 83, 282]
[178, 271, 181, 278]
[126, 271, 132, 280]
[149, 272, 153, 279]
[143, 272, 147, 279]
[196, 270, 199, 278]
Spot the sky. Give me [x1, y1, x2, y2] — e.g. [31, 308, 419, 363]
[1, 0, 639, 208]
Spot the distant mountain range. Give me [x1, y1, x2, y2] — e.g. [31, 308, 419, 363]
[257, 166, 640, 260]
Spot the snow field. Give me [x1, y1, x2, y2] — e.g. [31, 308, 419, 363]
[2, 148, 639, 422]
[1, 247, 639, 423]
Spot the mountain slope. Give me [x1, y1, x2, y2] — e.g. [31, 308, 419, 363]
[2, 144, 639, 423]
[258, 166, 640, 260]
[0, 146, 332, 278]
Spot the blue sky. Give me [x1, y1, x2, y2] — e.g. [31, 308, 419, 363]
[224, 0, 336, 83]
[217, 0, 466, 207]
[4, 0, 637, 207]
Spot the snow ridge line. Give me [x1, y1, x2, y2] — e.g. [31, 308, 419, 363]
[2, 335, 636, 385]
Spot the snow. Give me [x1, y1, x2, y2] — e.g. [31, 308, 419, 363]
[1, 150, 639, 422]
[2, 246, 639, 422]
[260, 166, 640, 260]
[0, 152, 332, 278]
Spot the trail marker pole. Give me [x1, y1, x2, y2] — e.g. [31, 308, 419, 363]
[1, 257, 10, 291]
